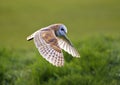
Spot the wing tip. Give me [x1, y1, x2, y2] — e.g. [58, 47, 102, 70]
[27, 36, 33, 41]
[73, 54, 80, 58]
[76, 53, 80, 58]
[76, 55, 80, 58]
[27, 31, 37, 41]
[27, 34, 34, 41]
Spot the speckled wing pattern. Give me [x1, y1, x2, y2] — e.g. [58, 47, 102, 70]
[58, 37, 80, 57]
[34, 29, 64, 67]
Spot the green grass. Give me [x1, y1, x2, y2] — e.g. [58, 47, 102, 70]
[0, 36, 120, 85]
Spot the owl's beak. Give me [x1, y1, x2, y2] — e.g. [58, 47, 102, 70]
[63, 35, 73, 46]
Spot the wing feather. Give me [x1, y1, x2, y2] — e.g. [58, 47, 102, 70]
[58, 38, 80, 57]
[34, 30, 64, 67]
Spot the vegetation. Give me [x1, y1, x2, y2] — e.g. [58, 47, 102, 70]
[0, 36, 120, 85]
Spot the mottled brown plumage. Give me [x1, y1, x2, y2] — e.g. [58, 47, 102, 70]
[41, 29, 61, 53]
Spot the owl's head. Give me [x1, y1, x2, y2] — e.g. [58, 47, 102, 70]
[55, 24, 67, 37]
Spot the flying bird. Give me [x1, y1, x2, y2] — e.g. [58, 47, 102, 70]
[27, 24, 80, 67]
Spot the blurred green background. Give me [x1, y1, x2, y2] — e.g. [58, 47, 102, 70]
[0, 0, 120, 85]
[0, 0, 120, 48]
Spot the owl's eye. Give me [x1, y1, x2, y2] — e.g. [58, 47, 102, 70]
[59, 25, 67, 33]
[61, 28, 64, 31]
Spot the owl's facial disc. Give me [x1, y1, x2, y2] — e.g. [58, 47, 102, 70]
[60, 25, 67, 34]
[56, 25, 67, 37]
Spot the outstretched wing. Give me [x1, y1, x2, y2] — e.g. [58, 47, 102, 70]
[34, 29, 64, 67]
[57, 36, 80, 57]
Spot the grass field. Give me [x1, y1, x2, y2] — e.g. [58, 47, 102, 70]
[0, 0, 120, 85]
[0, 36, 120, 85]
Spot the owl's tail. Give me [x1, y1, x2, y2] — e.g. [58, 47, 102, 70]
[27, 33, 35, 41]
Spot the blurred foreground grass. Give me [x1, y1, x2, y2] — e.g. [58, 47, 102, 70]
[0, 36, 120, 85]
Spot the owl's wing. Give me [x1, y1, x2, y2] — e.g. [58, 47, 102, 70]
[57, 36, 80, 57]
[34, 29, 64, 67]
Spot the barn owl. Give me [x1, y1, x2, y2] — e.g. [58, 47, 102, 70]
[27, 24, 80, 67]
